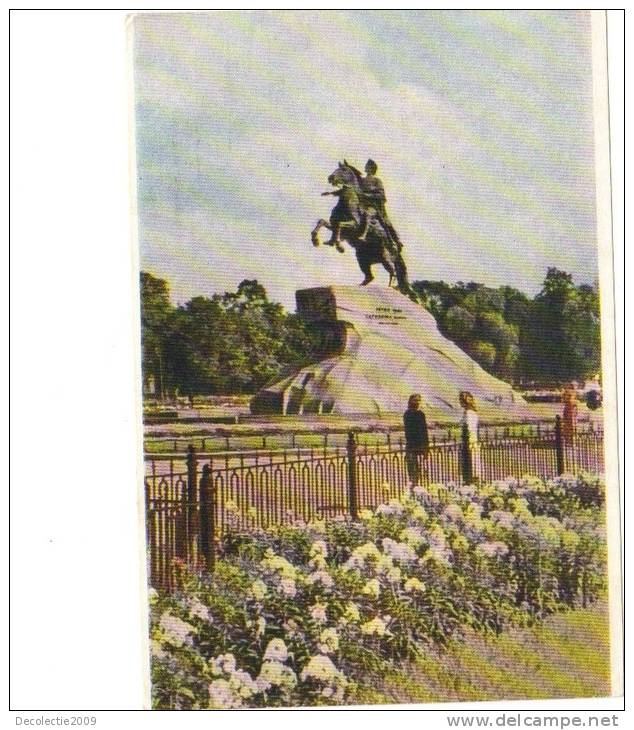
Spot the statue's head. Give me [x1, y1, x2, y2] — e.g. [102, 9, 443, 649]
[328, 161, 356, 187]
[365, 159, 378, 175]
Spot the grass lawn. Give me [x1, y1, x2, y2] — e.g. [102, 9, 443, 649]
[352, 600, 611, 705]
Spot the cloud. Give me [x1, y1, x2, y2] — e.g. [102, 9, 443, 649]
[133, 10, 598, 308]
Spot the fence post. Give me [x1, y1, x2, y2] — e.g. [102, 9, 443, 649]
[186, 445, 197, 560]
[347, 431, 359, 520]
[199, 464, 216, 573]
[554, 415, 565, 475]
[461, 421, 473, 485]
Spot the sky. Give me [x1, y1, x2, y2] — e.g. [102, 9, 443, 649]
[132, 10, 599, 310]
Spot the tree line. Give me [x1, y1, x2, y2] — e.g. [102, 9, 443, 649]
[412, 268, 600, 387]
[140, 273, 317, 398]
[141, 268, 600, 398]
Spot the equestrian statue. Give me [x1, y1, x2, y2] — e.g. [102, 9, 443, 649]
[311, 159, 414, 297]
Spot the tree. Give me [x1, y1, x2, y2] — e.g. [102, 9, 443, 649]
[148, 278, 320, 397]
[140, 272, 173, 398]
[477, 311, 518, 351]
[467, 341, 497, 370]
[442, 305, 476, 342]
[412, 270, 598, 386]
[463, 286, 505, 315]
[526, 268, 600, 383]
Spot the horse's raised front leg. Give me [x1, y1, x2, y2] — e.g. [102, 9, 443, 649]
[311, 219, 331, 247]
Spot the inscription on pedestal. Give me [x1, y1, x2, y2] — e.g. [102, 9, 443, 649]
[365, 306, 408, 325]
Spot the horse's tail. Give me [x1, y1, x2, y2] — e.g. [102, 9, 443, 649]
[394, 254, 418, 301]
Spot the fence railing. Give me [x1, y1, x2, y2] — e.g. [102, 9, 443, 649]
[144, 419, 599, 454]
[144, 417, 604, 591]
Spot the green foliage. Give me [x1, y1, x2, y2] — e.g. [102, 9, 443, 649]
[467, 340, 497, 370]
[140, 272, 319, 396]
[140, 272, 173, 398]
[413, 269, 600, 386]
[443, 305, 476, 342]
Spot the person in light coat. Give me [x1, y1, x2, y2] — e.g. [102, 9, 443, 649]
[459, 391, 481, 483]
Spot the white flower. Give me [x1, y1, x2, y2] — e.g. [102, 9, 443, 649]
[210, 652, 236, 676]
[310, 540, 328, 558]
[443, 504, 464, 523]
[263, 638, 288, 663]
[404, 577, 425, 593]
[492, 477, 516, 493]
[300, 654, 342, 683]
[409, 503, 428, 522]
[148, 587, 159, 603]
[208, 678, 241, 709]
[476, 541, 509, 559]
[158, 613, 195, 647]
[188, 597, 212, 622]
[382, 537, 418, 563]
[261, 551, 298, 579]
[309, 602, 328, 623]
[150, 639, 168, 660]
[250, 579, 267, 601]
[399, 527, 425, 547]
[307, 570, 334, 589]
[362, 578, 380, 600]
[360, 617, 388, 636]
[279, 577, 297, 598]
[317, 627, 340, 655]
[283, 618, 299, 635]
[376, 499, 405, 516]
[229, 669, 258, 699]
[489, 510, 515, 530]
[258, 660, 297, 689]
[458, 484, 477, 498]
[428, 525, 448, 549]
[412, 486, 426, 498]
[423, 544, 451, 567]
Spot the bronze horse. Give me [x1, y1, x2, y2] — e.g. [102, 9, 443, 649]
[311, 162, 411, 293]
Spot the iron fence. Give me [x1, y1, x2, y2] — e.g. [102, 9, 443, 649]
[143, 419, 600, 454]
[144, 418, 604, 591]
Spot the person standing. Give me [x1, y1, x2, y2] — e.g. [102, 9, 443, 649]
[562, 386, 578, 446]
[403, 394, 429, 486]
[459, 391, 480, 483]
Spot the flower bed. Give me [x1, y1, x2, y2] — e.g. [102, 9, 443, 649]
[149, 473, 606, 709]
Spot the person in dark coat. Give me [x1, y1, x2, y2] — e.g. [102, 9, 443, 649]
[403, 393, 429, 486]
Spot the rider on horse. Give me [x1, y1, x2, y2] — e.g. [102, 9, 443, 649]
[311, 160, 413, 295]
[321, 159, 402, 252]
[347, 159, 403, 251]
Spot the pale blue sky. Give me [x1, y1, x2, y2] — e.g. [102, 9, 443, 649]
[133, 10, 598, 309]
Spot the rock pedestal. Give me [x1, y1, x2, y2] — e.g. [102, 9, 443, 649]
[251, 285, 526, 419]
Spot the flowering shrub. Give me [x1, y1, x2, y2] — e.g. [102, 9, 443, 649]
[150, 474, 607, 709]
